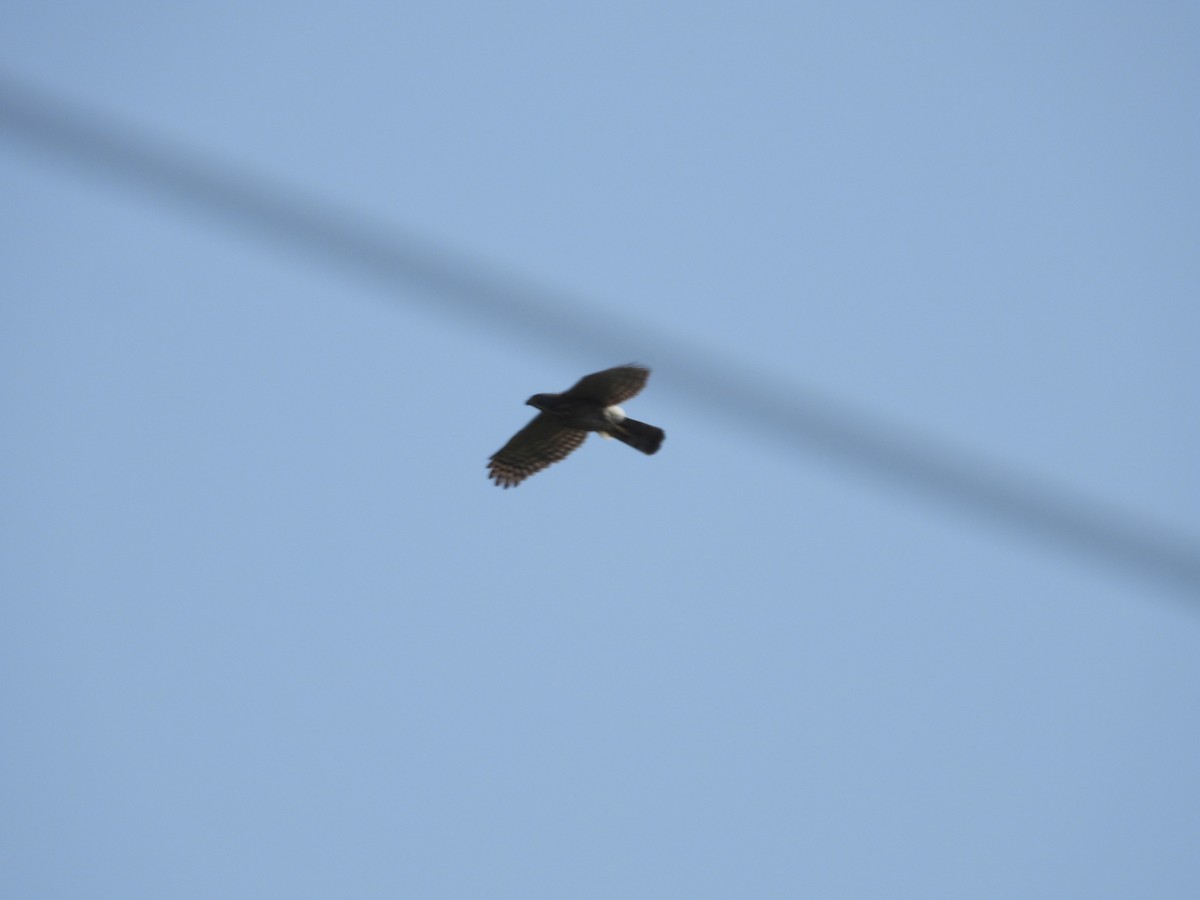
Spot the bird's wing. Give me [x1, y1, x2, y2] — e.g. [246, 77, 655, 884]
[487, 413, 588, 488]
[563, 365, 650, 406]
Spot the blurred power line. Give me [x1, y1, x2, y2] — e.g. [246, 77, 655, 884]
[3, 73, 1198, 598]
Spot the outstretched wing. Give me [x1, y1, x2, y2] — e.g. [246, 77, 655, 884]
[562, 364, 650, 406]
[487, 413, 588, 488]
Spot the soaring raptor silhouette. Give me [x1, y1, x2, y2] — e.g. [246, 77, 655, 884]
[487, 365, 665, 488]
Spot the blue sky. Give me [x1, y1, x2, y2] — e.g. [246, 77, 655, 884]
[3, 2, 1199, 897]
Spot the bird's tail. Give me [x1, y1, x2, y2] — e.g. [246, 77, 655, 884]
[611, 418, 665, 455]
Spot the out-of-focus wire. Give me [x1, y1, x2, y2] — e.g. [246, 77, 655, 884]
[2, 73, 1198, 598]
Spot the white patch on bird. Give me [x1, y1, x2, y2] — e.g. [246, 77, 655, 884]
[600, 405, 625, 438]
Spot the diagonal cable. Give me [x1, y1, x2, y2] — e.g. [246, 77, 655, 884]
[2, 73, 1198, 598]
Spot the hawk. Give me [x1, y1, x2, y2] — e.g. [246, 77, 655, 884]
[487, 364, 665, 488]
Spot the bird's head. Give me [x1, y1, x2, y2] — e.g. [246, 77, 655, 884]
[526, 393, 555, 412]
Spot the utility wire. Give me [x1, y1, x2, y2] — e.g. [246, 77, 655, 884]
[3, 73, 1198, 598]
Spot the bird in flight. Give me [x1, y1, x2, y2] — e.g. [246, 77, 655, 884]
[487, 365, 665, 488]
